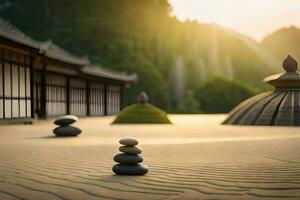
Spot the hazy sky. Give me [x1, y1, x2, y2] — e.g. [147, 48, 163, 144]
[169, 0, 300, 41]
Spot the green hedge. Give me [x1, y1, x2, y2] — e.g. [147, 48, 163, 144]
[197, 77, 257, 113]
[113, 103, 171, 124]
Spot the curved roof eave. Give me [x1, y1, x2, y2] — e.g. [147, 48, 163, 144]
[81, 65, 138, 83]
[0, 18, 90, 66]
[39, 41, 90, 66]
[0, 18, 137, 82]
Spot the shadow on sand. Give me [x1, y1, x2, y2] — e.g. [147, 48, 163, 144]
[23, 135, 79, 139]
[99, 174, 146, 182]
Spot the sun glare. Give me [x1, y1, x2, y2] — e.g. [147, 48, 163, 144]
[169, 0, 300, 41]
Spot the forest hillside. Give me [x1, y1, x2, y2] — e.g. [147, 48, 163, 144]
[0, 0, 286, 113]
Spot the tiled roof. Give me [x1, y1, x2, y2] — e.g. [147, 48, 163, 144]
[39, 41, 90, 66]
[0, 18, 137, 82]
[82, 65, 137, 82]
[0, 18, 40, 49]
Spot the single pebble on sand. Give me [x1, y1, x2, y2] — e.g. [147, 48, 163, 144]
[53, 126, 81, 137]
[113, 153, 143, 164]
[54, 115, 78, 126]
[119, 145, 142, 154]
[119, 137, 138, 146]
[113, 164, 149, 176]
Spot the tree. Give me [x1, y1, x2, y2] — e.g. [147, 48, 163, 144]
[176, 90, 201, 113]
[197, 77, 257, 113]
[0, 0, 275, 112]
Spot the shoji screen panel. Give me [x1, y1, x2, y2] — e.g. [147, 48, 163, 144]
[70, 78, 87, 116]
[107, 84, 121, 115]
[4, 50, 11, 118]
[89, 81, 105, 116]
[46, 74, 67, 117]
[0, 48, 31, 119]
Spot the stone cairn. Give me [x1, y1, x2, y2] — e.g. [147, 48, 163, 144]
[137, 91, 149, 104]
[53, 115, 82, 137]
[112, 137, 148, 175]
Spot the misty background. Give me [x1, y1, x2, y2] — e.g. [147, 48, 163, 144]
[1, 0, 299, 113]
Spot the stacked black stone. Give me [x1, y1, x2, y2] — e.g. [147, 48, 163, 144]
[113, 138, 149, 175]
[53, 115, 81, 137]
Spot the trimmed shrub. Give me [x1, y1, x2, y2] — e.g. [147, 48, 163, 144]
[113, 103, 171, 124]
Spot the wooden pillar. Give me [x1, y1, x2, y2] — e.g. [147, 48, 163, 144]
[9, 51, 13, 118]
[86, 80, 90, 116]
[17, 54, 20, 118]
[29, 55, 34, 118]
[104, 82, 107, 116]
[66, 76, 70, 115]
[34, 72, 39, 116]
[1, 48, 5, 119]
[39, 61, 47, 119]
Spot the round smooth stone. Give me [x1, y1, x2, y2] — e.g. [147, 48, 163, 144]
[119, 145, 142, 154]
[137, 91, 149, 104]
[113, 153, 143, 164]
[54, 115, 79, 126]
[112, 164, 149, 175]
[119, 137, 138, 146]
[53, 126, 81, 137]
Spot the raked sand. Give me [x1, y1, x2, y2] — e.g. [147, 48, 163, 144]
[0, 114, 300, 200]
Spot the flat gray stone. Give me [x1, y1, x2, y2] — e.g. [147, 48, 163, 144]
[54, 115, 78, 126]
[119, 137, 138, 146]
[53, 126, 81, 137]
[113, 153, 143, 164]
[112, 164, 148, 175]
[119, 145, 142, 154]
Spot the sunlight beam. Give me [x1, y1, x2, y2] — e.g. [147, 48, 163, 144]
[169, 0, 300, 41]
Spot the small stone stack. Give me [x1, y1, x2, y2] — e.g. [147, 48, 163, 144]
[112, 137, 148, 175]
[53, 115, 81, 137]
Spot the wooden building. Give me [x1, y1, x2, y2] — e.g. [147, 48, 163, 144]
[0, 19, 137, 123]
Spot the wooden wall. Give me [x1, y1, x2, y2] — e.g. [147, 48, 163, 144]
[69, 78, 87, 116]
[0, 44, 124, 121]
[33, 71, 123, 118]
[46, 74, 67, 117]
[89, 81, 105, 116]
[0, 47, 31, 120]
[107, 84, 121, 115]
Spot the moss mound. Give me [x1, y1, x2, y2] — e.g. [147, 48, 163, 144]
[113, 103, 171, 124]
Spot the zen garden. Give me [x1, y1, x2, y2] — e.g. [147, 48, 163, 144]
[0, 1, 300, 200]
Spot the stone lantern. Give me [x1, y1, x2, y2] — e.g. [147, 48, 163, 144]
[223, 55, 300, 126]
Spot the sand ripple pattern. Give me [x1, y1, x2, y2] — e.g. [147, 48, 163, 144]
[0, 137, 300, 200]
